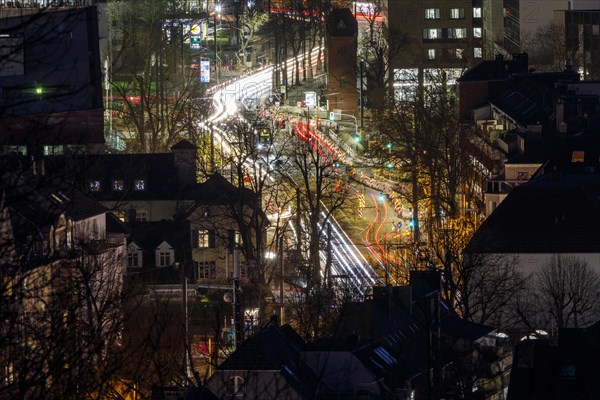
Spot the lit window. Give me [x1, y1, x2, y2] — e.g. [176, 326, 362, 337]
[43, 145, 64, 155]
[4, 145, 27, 155]
[113, 179, 124, 191]
[136, 210, 148, 222]
[89, 180, 101, 192]
[134, 179, 145, 190]
[159, 252, 171, 267]
[473, 27, 482, 38]
[424, 8, 440, 19]
[473, 7, 482, 18]
[449, 28, 467, 39]
[113, 210, 126, 222]
[128, 252, 140, 268]
[474, 47, 482, 58]
[449, 8, 465, 19]
[427, 49, 436, 59]
[423, 28, 441, 39]
[227, 376, 245, 396]
[518, 172, 529, 180]
[572, 151, 585, 162]
[197, 261, 216, 279]
[198, 230, 210, 247]
[455, 49, 464, 59]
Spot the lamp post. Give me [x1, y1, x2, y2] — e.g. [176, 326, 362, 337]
[214, 3, 221, 83]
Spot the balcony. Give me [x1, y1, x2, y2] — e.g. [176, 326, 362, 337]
[486, 180, 522, 194]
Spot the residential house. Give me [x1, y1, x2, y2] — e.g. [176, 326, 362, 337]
[203, 271, 507, 400]
[465, 131, 600, 279]
[0, 166, 125, 398]
[203, 323, 408, 399]
[126, 220, 193, 284]
[507, 320, 600, 400]
[39, 140, 269, 286]
[335, 271, 507, 400]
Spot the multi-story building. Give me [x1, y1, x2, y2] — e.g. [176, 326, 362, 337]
[385, 0, 520, 91]
[561, 8, 600, 80]
[0, 6, 105, 156]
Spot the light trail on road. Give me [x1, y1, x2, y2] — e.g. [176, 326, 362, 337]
[204, 48, 383, 294]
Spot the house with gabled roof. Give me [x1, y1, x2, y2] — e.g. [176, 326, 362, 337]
[466, 131, 600, 278]
[203, 324, 320, 399]
[203, 322, 412, 400]
[31, 140, 268, 286]
[507, 320, 600, 400]
[0, 165, 126, 397]
[125, 220, 194, 284]
[333, 271, 505, 400]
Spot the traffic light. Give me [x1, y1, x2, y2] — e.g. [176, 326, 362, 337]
[319, 95, 327, 108]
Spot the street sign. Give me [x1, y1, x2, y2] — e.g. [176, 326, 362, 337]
[189, 22, 205, 49]
[304, 91, 317, 107]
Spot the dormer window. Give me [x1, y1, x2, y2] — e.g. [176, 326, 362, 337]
[134, 179, 145, 191]
[89, 180, 101, 192]
[128, 251, 141, 268]
[113, 179, 124, 191]
[158, 252, 171, 267]
[227, 376, 245, 397]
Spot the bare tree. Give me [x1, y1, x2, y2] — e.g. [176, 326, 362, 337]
[533, 254, 600, 330]
[521, 23, 569, 72]
[108, 0, 210, 153]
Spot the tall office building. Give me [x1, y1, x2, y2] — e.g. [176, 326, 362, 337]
[385, 0, 518, 87]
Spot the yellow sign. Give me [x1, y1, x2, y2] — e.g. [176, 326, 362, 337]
[190, 24, 201, 36]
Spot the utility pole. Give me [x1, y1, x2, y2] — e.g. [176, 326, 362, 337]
[359, 60, 365, 132]
[279, 236, 285, 324]
[233, 249, 243, 349]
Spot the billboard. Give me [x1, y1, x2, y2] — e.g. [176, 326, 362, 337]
[200, 60, 210, 83]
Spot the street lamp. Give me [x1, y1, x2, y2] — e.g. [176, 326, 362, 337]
[214, 3, 221, 83]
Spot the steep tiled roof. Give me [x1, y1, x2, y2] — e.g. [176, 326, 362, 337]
[489, 79, 555, 128]
[128, 220, 191, 252]
[171, 140, 197, 150]
[467, 173, 600, 254]
[218, 325, 302, 371]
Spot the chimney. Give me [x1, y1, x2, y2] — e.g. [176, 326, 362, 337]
[128, 208, 137, 223]
[564, 59, 573, 72]
[31, 157, 45, 175]
[171, 140, 198, 188]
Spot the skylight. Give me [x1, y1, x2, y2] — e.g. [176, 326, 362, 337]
[374, 346, 397, 366]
